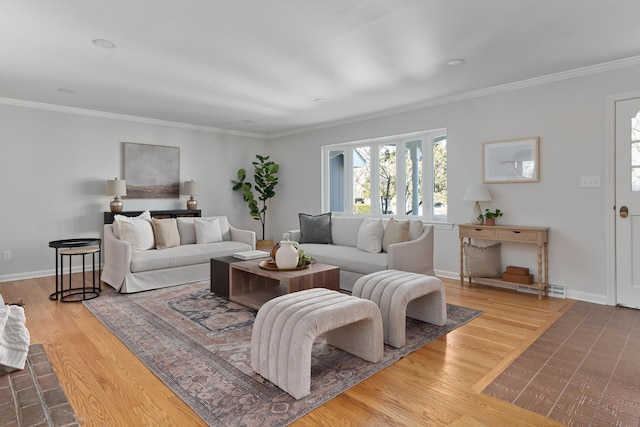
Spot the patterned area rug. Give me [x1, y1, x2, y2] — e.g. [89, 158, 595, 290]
[84, 283, 482, 427]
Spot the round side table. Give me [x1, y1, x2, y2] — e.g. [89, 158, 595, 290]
[49, 238, 102, 302]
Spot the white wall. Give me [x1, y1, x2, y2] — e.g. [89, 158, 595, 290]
[269, 64, 640, 303]
[3, 64, 639, 303]
[0, 104, 267, 281]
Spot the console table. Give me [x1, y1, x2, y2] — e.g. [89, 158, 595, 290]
[103, 209, 201, 224]
[458, 224, 549, 300]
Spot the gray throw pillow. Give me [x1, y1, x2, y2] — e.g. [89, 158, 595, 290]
[299, 212, 333, 244]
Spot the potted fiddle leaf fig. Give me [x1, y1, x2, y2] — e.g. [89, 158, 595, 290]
[483, 208, 503, 226]
[231, 155, 279, 248]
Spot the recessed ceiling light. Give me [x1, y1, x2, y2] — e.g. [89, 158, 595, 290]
[447, 59, 465, 66]
[93, 39, 117, 49]
[315, 98, 328, 103]
[241, 119, 253, 123]
[57, 88, 76, 94]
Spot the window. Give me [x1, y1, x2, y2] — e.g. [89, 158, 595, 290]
[323, 130, 447, 221]
[632, 111, 640, 191]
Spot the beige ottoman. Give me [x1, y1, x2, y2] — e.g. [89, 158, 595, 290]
[251, 288, 383, 400]
[353, 270, 447, 348]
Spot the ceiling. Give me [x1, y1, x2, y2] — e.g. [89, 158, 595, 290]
[3, 1, 640, 137]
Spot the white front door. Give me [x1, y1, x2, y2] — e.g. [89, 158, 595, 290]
[616, 98, 640, 308]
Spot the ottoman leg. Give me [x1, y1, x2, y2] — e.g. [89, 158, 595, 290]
[326, 314, 384, 364]
[406, 277, 447, 327]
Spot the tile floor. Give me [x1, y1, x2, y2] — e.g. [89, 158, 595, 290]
[484, 301, 640, 427]
[0, 344, 78, 427]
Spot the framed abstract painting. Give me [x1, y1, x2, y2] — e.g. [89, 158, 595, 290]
[123, 142, 180, 198]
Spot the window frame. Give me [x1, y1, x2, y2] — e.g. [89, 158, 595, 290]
[321, 128, 447, 222]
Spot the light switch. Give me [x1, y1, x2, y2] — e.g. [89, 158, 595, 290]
[580, 176, 601, 188]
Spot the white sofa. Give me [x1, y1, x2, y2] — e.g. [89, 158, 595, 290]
[285, 216, 434, 292]
[101, 214, 255, 293]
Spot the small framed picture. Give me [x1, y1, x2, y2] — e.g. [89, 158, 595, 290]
[483, 137, 539, 183]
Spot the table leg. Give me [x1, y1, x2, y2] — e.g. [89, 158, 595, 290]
[537, 244, 543, 300]
[544, 242, 549, 297]
[459, 237, 464, 286]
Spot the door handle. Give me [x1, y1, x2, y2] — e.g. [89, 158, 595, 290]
[620, 206, 629, 218]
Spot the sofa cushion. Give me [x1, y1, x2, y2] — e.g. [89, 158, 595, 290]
[298, 243, 388, 275]
[151, 218, 180, 249]
[408, 219, 424, 241]
[357, 218, 384, 253]
[116, 213, 155, 253]
[299, 212, 332, 244]
[113, 210, 151, 240]
[331, 217, 364, 247]
[195, 218, 223, 244]
[382, 218, 410, 252]
[130, 241, 251, 273]
[177, 216, 231, 244]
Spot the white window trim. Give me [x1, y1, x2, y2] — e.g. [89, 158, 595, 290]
[322, 128, 447, 221]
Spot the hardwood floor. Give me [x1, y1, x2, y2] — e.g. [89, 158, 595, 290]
[0, 275, 571, 426]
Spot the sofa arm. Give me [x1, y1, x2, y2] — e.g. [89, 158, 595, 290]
[100, 224, 132, 290]
[283, 230, 301, 242]
[229, 225, 256, 249]
[387, 225, 434, 276]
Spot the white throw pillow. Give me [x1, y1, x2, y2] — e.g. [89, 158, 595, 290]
[176, 217, 197, 245]
[194, 218, 223, 244]
[177, 216, 231, 244]
[116, 214, 155, 253]
[357, 218, 384, 253]
[113, 210, 151, 239]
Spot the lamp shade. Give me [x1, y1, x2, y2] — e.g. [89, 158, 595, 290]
[106, 178, 127, 196]
[184, 180, 200, 196]
[463, 184, 492, 202]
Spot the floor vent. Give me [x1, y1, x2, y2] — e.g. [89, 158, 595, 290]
[517, 283, 566, 299]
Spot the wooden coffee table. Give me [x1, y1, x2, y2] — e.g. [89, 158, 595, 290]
[229, 260, 339, 309]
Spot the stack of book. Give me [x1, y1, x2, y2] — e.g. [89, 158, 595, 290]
[501, 265, 534, 285]
[233, 250, 270, 260]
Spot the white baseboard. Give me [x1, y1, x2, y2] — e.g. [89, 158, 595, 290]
[566, 289, 607, 305]
[435, 269, 608, 305]
[0, 264, 101, 283]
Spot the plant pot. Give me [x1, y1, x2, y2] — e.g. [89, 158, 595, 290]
[256, 239, 274, 251]
[485, 218, 496, 226]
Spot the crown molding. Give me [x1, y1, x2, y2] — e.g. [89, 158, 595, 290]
[2, 55, 640, 141]
[267, 55, 640, 139]
[0, 97, 269, 139]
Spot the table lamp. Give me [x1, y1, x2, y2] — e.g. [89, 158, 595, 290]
[184, 180, 200, 210]
[106, 178, 127, 212]
[463, 184, 492, 224]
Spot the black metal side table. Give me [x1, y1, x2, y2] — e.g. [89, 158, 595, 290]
[49, 238, 102, 302]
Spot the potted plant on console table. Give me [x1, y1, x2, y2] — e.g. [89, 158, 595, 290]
[482, 208, 503, 226]
[231, 154, 280, 250]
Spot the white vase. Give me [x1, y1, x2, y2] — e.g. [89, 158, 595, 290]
[276, 241, 298, 269]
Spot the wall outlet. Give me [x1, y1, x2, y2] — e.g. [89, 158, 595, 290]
[3, 251, 11, 261]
